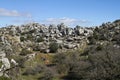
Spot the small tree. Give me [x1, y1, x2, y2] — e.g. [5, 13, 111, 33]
[49, 42, 58, 53]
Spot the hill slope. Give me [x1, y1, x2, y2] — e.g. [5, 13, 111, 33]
[0, 20, 119, 80]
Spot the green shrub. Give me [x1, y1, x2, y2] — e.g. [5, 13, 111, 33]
[20, 36, 26, 42]
[38, 69, 54, 80]
[49, 42, 58, 53]
[17, 57, 26, 68]
[96, 45, 103, 51]
[23, 65, 44, 75]
[0, 76, 11, 80]
[19, 48, 32, 56]
[87, 36, 96, 45]
[27, 34, 33, 41]
[36, 37, 44, 42]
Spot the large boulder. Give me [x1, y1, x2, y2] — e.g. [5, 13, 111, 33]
[1, 58, 10, 70]
[66, 37, 74, 42]
[55, 40, 63, 44]
[0, 36, 5, 43]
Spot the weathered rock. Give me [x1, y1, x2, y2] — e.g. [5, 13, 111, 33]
[0, 51, 6, 58]
[11, 59, 18, 66]
[45, 49, 50, 53]
[64, 43, 76, 49]
[0, 36, 5, 42]
[75, 28, 84, 35]
[55, 40, 63, 44]
[44, 33, 50, 37]
[66, 37, 74, 42]
[0, 57, 10, 70]
[66, 28, 73, 35]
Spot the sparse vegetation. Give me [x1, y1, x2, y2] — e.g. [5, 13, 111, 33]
[38, 69, 55, 80]
[0, 76, 11, 80]
[23, 65, 44, 75]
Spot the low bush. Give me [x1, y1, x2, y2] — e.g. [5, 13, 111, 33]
[19, 48, 32, 56]
[23, 65, 45, 75]
[0, 76, 11, 80]
[49, 42, 59, 53]
[20, 36, 26, 42]
[38, 69, 54, 80]
[36, 37, 44, 42]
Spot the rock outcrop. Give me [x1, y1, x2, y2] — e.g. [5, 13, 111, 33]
[0, 23, 93, 54]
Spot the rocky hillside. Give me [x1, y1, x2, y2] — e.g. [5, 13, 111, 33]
[0, 23, 93, 53]
[88, 19, 120, 46]
[0, 20, 119, 80]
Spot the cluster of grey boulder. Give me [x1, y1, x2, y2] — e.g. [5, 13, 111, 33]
[0, 23, 93, 53]
[0, 23, 95, 77]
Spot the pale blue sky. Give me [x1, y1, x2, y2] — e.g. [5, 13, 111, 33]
[0, 0, 120, 27]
